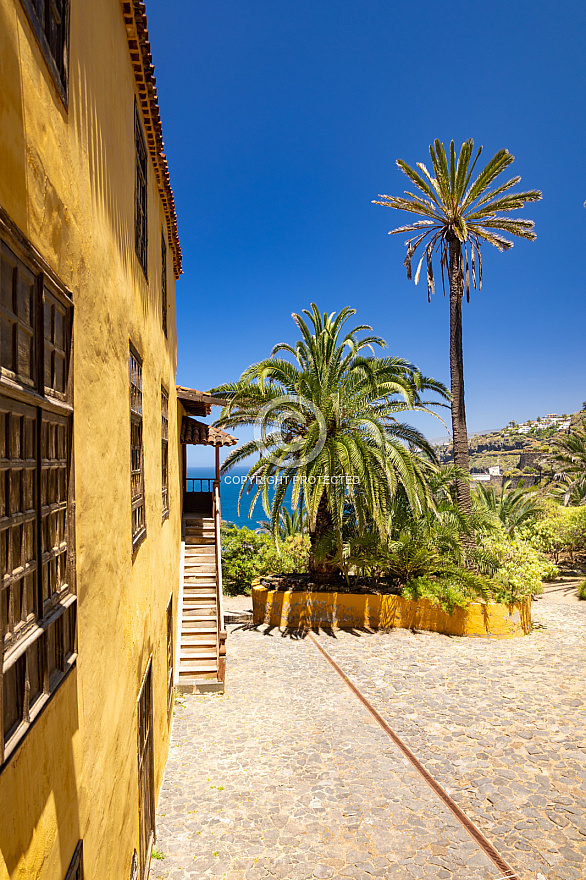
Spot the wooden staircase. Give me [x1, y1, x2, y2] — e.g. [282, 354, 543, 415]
[176, 515, 226, 694]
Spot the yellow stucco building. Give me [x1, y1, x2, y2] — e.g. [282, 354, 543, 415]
[0, 0, 186, 876]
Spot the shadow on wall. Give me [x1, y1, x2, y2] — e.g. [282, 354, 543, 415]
[0, 670, 81, 878]
[0, 2, 29, 228]
[72, 3, 168, 330]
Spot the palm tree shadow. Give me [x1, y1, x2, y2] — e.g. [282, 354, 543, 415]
[228, 622, 377, 640]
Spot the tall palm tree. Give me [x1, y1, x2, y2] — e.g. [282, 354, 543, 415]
[373, 139, 541, 519]
[210, 305, 448, 581]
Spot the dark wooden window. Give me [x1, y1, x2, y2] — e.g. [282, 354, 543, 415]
[166, 593, 173, 719]
[161, 231, 167, 338]
[0, 241, 36, 388]
[137, 659, 155, 879]
[129, 850, 139, 880]
[64, 840, 83, 880]
[135, 106, 148, 276]
[44, 290, 68, 399]
[130, 348, 145, 550]
[19, 0, 70, 104]
[161, 387, 169, 519]
[0, 219, 75, 770]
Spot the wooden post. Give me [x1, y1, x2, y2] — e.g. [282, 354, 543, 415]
[181, 443, 187, 517]
[218, 630, 227, 689]
[215, 444, 220, 485]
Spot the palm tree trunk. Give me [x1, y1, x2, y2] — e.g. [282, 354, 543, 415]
[447, 233, 473, 520]
[308, 492, 339, 583]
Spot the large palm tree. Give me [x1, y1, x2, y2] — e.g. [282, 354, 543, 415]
[373, 139, 541, 519]
[210, 305, 449, 581]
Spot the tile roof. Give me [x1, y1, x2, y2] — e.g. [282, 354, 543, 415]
[180, 416, 238, 447]
[176, 386, 229, 417]
[122, 0, 182, 277]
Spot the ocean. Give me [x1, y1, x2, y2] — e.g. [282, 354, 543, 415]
[186, 466, 294, 529]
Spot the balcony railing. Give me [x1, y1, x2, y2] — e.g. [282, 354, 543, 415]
[185, 478, 214, 494]
[183, 477, 213, 515]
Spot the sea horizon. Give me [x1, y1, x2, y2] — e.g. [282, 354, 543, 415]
[186, 465, 294, 529]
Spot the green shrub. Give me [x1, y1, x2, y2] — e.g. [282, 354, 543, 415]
[402, 532, 555, 611]
[520, 503, 586, 562]
[578, 579, 586, 600]
[221, 526, 309, 595]
[402, 574, 475, 614]
[477, 531, 554, 602]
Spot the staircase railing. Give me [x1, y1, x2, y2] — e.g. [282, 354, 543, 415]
[212, 479, 226, 686]
[174, 537, 185, 686]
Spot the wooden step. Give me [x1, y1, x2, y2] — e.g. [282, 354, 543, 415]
[180, 644, 216, 653]
[182, 607, 217, 616]
[183, 597, 216, 614]
[181, 632, 216, 641]
[184, 589, 216, 595]
[178, 662, 218, 674]
[181, 645, 217, 662]
[183, 606, 218, 623]
[183, 582, 216, 589]
[181, 636, 217, 648]
[182, 604, 217, 613]
[184, 589, 216, 597]
[182, 630, 216, 639]
[182, 592, 217, 601]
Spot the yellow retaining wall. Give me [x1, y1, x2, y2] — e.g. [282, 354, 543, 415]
[252, 584, 531, 638]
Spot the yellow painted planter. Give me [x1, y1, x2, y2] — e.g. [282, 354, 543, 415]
[251, 582, 531, 638]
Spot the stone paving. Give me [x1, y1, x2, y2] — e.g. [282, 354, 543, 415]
[152, 599, 585, 880]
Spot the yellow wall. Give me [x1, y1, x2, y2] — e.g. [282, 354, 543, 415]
[252, 585, 532, 638]
[0, 1, 181, 877]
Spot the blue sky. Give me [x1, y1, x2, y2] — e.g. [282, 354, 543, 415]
[146, 0, 586, 468]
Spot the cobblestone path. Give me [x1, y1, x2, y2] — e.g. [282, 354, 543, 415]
[152, 600, 585, 880]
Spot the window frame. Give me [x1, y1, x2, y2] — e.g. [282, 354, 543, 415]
[130, 345, 146, 552]
[134, 103, 148, 278]
[0, 207, 76, 773]
[19, 0, 70, 107]
[64, 840, 84, 880]
[129, 850, 139, 880]
[137, 657, 155, 879]
[161, 386, 169, 521]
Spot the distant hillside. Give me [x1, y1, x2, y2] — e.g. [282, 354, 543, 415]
[434, 408, 585, 477]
